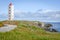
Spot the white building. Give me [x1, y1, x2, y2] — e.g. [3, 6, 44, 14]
[8, 3, 14, 20]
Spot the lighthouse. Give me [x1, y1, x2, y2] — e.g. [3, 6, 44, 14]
[8, 3, 14, 21]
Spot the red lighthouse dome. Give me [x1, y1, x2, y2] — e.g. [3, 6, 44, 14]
[9, 3, 13, 6]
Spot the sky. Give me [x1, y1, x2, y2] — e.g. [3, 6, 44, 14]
[0, 0, 60, 22]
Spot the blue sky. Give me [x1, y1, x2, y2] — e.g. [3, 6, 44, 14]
[0, 0, 60, 22]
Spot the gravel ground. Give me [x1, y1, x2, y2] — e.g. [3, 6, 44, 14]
[0, 24, 17, 32]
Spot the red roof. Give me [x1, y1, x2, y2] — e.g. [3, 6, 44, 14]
[9, 3, 13, 6]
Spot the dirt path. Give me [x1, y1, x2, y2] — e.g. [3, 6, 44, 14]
[0, 25, 17, 32]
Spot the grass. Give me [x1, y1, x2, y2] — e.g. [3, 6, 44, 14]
[0, 21, 60, 40]
[0, 21, 4, 27]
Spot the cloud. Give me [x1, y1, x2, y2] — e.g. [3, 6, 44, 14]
[0, 9, 60, 22]
[55, 14, 60, 18]
[14, 9, 60, 22]
[37, 9, 55, 13]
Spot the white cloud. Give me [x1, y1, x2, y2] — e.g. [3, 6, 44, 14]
[55, 14, 60, 18]
[37, 9, 55, 13]
[14, 9, 60, 22]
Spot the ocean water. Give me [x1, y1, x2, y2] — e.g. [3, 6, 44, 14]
[46, 22, 60, 32]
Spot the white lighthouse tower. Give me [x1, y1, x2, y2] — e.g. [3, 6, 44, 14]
[8, 3, 14, 21]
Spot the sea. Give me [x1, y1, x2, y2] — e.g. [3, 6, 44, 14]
[46, 22, 60, 32]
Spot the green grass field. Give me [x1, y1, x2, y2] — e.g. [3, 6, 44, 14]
[0, 21, 60, 40]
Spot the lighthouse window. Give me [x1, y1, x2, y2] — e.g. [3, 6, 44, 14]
[9, 7, 11, 8]
[9, 13, 10, 14]
[9, 10, 11, 11]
